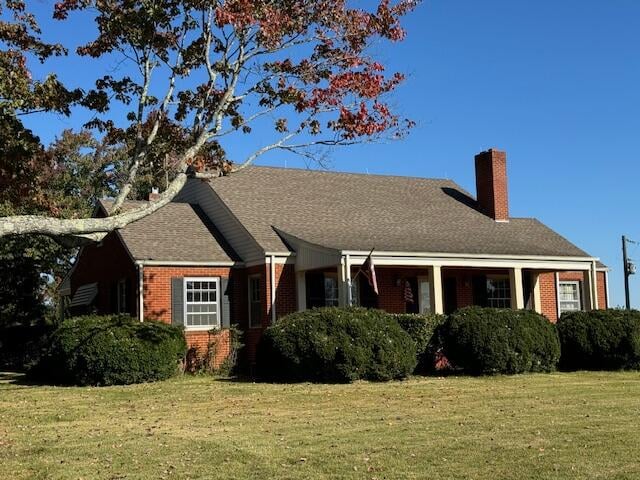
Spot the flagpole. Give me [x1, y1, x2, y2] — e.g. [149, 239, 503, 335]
[350, 248, 376, 305]
[351, 248, 375, 283]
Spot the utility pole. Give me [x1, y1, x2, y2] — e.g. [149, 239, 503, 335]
[623, 235, 637, 310]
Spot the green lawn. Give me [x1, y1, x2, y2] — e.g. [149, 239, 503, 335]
[1, 372, 639, 479]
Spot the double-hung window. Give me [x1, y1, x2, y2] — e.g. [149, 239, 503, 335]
[324, 273, 339, 307]
[248, 275, 262, 328]
[184, 278, 220, 330]
[559, 281, 581, 313]
[486, 276, 511, 308]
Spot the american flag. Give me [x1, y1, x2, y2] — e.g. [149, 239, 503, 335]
[361, 252, 379, 295]
[404, 280, 414, 303]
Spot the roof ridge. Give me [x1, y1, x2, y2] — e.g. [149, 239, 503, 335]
[233, 164, 455, 183]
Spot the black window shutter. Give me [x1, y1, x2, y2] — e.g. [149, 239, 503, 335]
[110, 281, 118, 314]
[472, 275, 488, 307]
[221, 277, 231, 329]
[171, 277, 184, 326]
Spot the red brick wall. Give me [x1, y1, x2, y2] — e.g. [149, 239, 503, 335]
[597, 271, 607, 309]
[539, 272, 558, 322]
[70, 232, 137, 315]
[475, 149, 509, 221]
[558, 270, 608, 310]
[539, 270, 609, 323]
[275, 264, 297, 319]
[143, 265, 234, 367]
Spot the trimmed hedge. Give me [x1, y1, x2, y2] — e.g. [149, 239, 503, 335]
[557, 309, 640, 371]
[390, 313, 445, 373]
[439, 307, 560, 375]
[257, 307, 417, 383]
[31, 315, 186, 386]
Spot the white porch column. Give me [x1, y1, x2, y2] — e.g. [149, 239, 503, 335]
[509, 267, 525, 309]
[296, 271, 306, 311]
[429, 265, 444, 314]
[345, 254, 353, 306]
[591, 261, 599, 310]
[583, 263, 599, 310]
[337, 257, 348, 307]
[531, 271, 543, 314]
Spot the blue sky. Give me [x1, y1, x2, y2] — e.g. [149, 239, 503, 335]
[21, 0, 640, 307]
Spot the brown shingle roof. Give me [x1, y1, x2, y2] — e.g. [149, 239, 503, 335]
[207, 166, 595, 259]
[99, 200, 237, 263]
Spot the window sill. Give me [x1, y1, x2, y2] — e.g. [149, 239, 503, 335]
[184, 326, 220, 332]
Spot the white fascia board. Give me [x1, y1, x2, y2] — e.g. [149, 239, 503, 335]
[340, 250, 600, 263]
[137, 260, 241, 267]
[342, 254, 594, 271]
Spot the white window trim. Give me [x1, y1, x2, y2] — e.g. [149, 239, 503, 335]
[183, 277, 221, 331]
[418, 275, 431, 314]
[248, 274, 262, 329]
[558, 280, 582, 314]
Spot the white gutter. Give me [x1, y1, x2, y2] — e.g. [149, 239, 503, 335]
[264, 251, 295, 257]
[269, 255, 277, 323]
[136, 261, 144, 322]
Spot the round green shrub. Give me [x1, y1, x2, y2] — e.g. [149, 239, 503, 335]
[439, 307, 560, 375]
[31, 315, 186, 386]
[257, 307, 417, 383]
[557, 309, 640, 371]
[390, 313, 446, 373]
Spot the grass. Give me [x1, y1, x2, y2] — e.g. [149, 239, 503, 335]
[1, 372, 640, 479]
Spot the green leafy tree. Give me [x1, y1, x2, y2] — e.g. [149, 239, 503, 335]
[0, 0, 417, 244]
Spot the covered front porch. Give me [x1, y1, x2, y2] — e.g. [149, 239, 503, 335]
[293, 250, 604, 321]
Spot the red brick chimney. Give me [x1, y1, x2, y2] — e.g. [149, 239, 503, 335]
[148, 187, 160, 202]
[474, 149, 509, 222]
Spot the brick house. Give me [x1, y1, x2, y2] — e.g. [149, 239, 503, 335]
[62, 149, 609, 366]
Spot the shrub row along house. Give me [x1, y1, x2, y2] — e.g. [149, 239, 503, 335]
[61, 149, 609, 367]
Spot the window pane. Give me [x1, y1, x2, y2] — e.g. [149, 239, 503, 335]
[487, 277, 511, 309]
[184, 278, 219, 328]
[324, 275, 339, 307]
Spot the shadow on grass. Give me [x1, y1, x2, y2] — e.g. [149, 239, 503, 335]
[0, 370, 47, 387]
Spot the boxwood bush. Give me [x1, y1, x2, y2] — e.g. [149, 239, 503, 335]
[439, 307, 560, 375]
[390, 313, 446, 373]
[30, 315, 186, 386]
[557, 309, 640, 371]
[257, 307, 417, 383]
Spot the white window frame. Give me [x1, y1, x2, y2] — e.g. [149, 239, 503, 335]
[117, 279, 127, 314]
[486, 275, 511, 309]
[418, 276, 432, 314]
[248, 274, 262, 329]
[558, 280, 582, 314]
[183, 277, 221, 331]
[324, 272, 339, 307]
